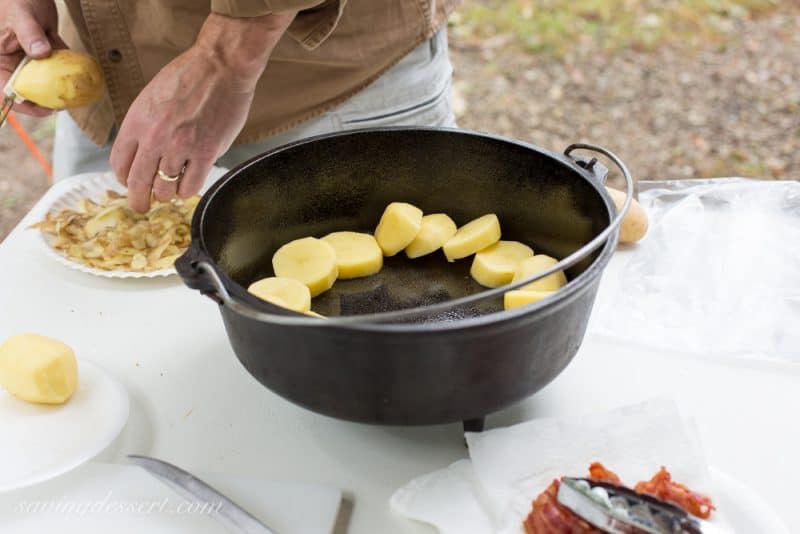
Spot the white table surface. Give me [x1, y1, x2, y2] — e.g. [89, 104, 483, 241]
[1, 181, 798, 533]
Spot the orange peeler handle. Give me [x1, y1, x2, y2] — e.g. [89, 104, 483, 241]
[6, 111, 53, 181]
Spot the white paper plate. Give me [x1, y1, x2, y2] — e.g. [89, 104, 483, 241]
[34, 168, 228, 279]
[711, 467, 790, 534]
[392, 463, 790, 534]
[0, 359, 130, 492]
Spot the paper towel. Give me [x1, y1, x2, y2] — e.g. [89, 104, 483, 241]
[391, 399, 714, 534]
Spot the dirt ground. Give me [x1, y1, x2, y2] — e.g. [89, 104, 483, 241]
[1, 6, 797, 241]
[0, 114, 53, 239]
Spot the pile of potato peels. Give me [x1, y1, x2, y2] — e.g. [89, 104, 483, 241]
[31, 190, 198, 272]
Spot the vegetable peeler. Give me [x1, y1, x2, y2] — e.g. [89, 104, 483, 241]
[557, 477, 731, 534]
[0, 56, 31, 128]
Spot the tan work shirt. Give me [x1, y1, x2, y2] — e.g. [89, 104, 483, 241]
[58, 0, 459, 146]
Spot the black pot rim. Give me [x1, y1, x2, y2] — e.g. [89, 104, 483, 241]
[190, 126, 619, 333]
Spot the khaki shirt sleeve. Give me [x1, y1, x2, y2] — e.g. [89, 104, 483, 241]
[210, 0, 346, 50]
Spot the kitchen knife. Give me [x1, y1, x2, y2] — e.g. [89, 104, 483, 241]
[128, 454, 277, 534]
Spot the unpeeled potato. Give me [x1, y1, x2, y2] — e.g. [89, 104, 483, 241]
[605, 187, 648, 243]
[13, 50, 105, 109]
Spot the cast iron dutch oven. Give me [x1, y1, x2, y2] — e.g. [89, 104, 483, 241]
[176, 128, 632, 431]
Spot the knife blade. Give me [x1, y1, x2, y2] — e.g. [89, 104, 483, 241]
[128, 454, 277, 534]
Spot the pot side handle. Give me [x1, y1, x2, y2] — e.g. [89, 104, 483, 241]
[564, 143, 633, 215]
[175, 242, 223, 305]
[569, 153, 609, 184]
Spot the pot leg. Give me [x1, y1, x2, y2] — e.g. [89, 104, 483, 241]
[462, 417, 485, 433]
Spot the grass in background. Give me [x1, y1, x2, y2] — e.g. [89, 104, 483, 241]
[452, 0, 779, 54]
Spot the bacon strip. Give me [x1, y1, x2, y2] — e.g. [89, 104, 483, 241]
[524, 463, 715, 532]
[524, 479, 602, 534]
[588, 462, 622, 484]
[634, 466, 716, 519]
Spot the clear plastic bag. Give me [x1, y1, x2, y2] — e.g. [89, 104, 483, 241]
[590, 178, 800, 359]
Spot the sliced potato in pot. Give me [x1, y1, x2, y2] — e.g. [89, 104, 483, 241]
[405, 213, 457, 259]
[322, 231, 383, 279]
[504, 290, 556, 310]
[272, 237, 338, 297]
[512, 255, 567, 292]
[470, 240, 534, 288]
[374, 202, 423, 257]
[248, 276, 312, 312]
[442, 213, 501, 262]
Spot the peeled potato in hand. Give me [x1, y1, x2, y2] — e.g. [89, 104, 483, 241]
[374, 202, 423, 256]
[470, 240, 534, 288]
[405, 213, 457, 259]
[513, 254, 567, 292]
[0, 333, 78, 404]
[322, 231, 383, 279]
[272, 237, 338, 297]
[13, 50, 105, 109]
[248, 277, 311, 312]
[605, 187, 648, 243]
[442, 214, 501, 262]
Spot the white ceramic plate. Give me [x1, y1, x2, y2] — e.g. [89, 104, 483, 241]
[33, 168, 228, 279]
[0, 359, 130, 492]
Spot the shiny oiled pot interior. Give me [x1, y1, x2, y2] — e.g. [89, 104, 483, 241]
[197, 128, 611, 322]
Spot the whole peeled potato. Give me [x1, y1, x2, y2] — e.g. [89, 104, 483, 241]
[605, 186, 648, 243]
[13, 50, 105, 109]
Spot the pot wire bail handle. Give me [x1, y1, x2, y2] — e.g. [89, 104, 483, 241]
[194, 142, 634, 325]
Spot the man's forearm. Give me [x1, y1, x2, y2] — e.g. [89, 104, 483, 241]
[194, 12, 297, 90]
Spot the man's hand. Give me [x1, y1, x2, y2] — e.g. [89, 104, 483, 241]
[0, 0, 66, 117]
[110, 12, 295, 213]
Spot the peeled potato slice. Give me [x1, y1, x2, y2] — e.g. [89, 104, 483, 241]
[470, 240, 534, 288]
[512, 254, 567, 292]
[442, 214, 501, 261]
[305, 311, 328, 319]
[374, 202, 423, 256]
[272, 237, 338, 297]
[405, 213, 457, 259]
[248, 276, 311, 312]
[0, 333, 78, 404]
[322, 231, 383, 279]
[504, 290, 556, 310]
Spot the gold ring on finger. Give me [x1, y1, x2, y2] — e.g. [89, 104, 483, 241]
[157, 167, 183, 183]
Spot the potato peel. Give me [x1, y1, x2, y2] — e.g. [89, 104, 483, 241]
[31, 190, 198, 272]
